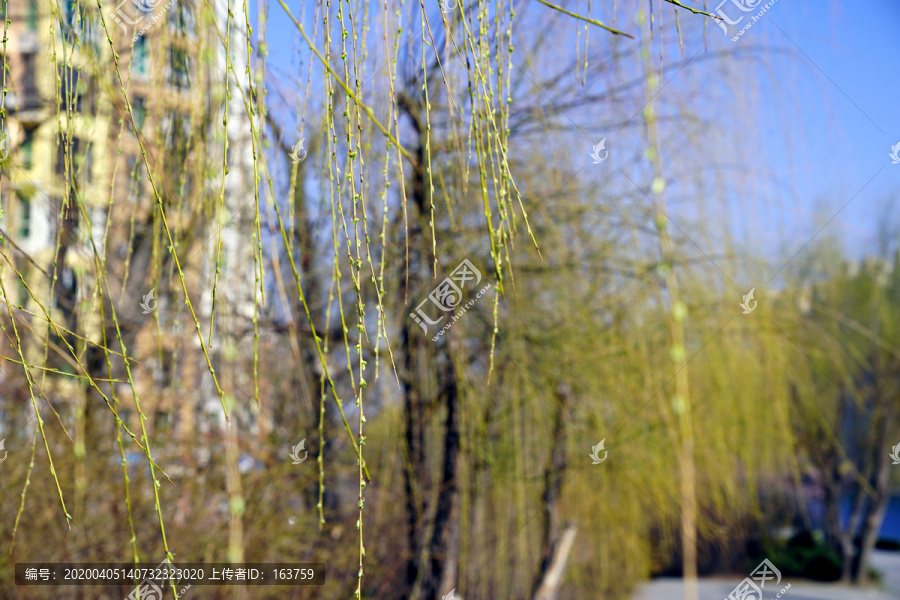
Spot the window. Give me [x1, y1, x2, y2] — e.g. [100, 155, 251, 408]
[22, 128, 35, 170]
[61, 266, 74, 289]
[22, 54, 38, 106]
[56, 135, 75, 175]
[56, 135, 90, 185]
[168, 3, 195, 37]
[17, 193, 31, 239]
[62, 0, 84, 41]
[64, 0, 79, 29]
[17, 279, 28, 307]
[47, 196, 78, 243]
[132, 36, 148, 78]
[60, 69, 85, 113]
[167, 47, 190, 90]
[127, 154, 144, 197]
[27, 0, 38, 31]
[90, 207, 107, 251]
[131, 96, 147, 134]
[77, 145, 93, 183]
[161, 110, 190, 147]
[56, 195, 80, 233]
[86, 75, 98, 114]
[61, 0, 98, 51]
[51, 264, 78, 315]
[82, 14, 100, 53]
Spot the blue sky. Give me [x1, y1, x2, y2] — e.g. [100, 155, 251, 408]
[722, 0, 900, 265]
[256, 0, 900, 279]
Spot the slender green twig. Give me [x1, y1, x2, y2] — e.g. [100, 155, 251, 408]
[663, 0, 721, 19]
[535, 0, 635, 38]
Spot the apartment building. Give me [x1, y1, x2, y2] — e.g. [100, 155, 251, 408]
[0, 0, 259, 440]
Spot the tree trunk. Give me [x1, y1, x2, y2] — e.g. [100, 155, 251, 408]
[418, 353, 461, 600]
[531, 383, 570, 599]
[402, 318, 425, 590]
[533, 525, 578, 600]
[854, 411, 892, 583]
[822, 450, 854, 583]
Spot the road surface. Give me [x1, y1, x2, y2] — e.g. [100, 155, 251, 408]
[632, 550, 900, 600]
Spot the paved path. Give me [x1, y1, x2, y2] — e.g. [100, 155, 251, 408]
[632, 551, 900, 600]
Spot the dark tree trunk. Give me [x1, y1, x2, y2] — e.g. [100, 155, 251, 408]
[418, 352, 461, 600]
[531, 383, 571, 600]
[854, 407, 892, 583]
[402, 318, 425, 590]
[397, 78, 463, 599]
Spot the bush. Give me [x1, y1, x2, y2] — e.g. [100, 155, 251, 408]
[751, 531, 842, 582]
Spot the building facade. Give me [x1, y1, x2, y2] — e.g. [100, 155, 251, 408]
[1, 0, 258, 440]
